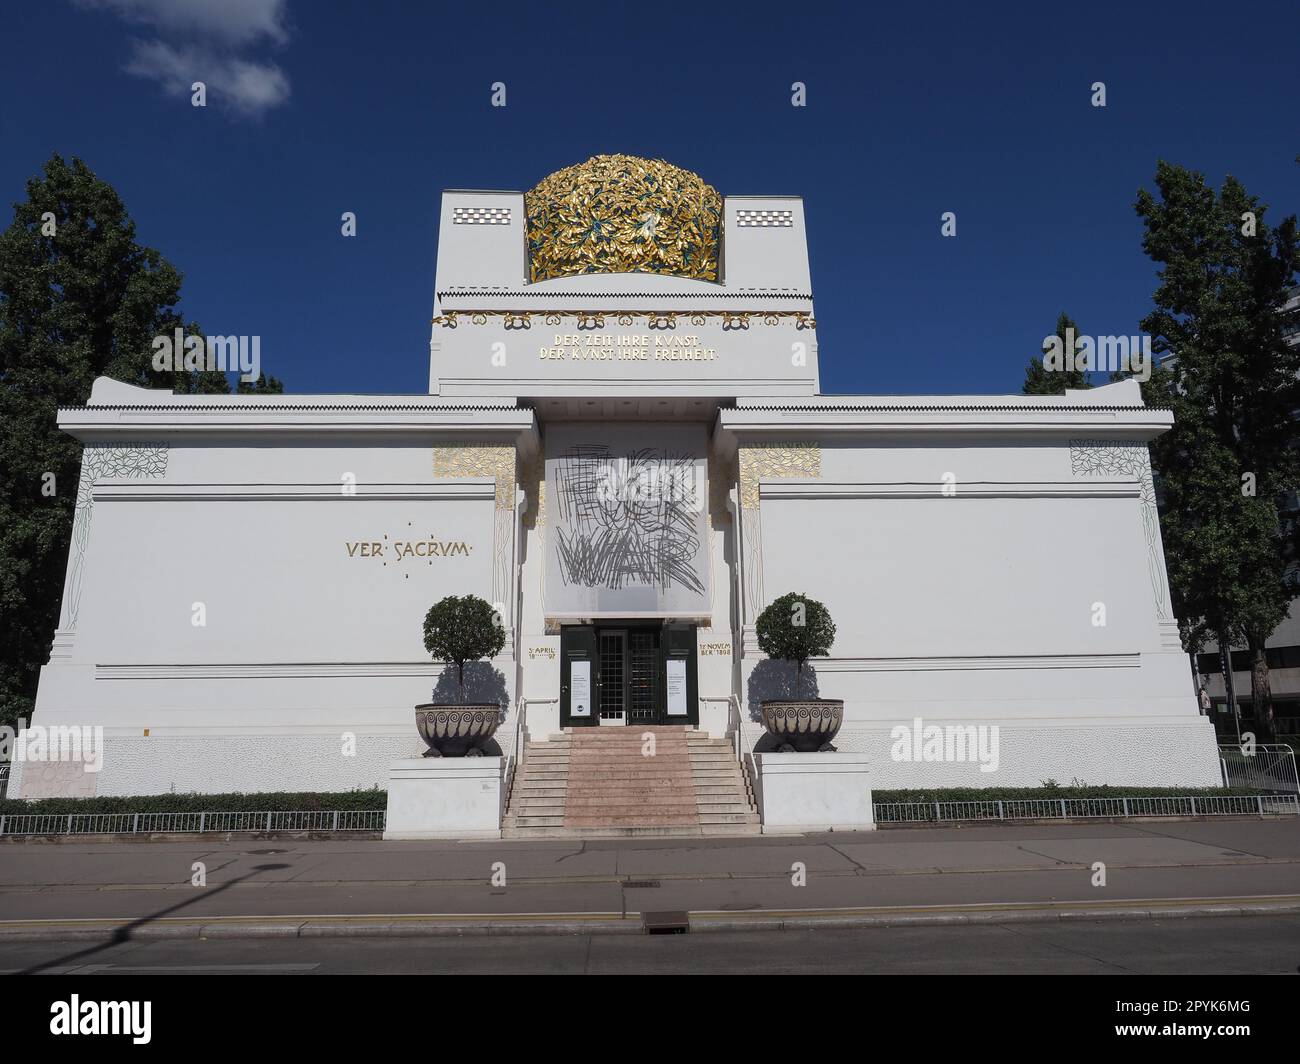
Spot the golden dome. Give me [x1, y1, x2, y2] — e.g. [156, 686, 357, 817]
[525, 154, 722, 283]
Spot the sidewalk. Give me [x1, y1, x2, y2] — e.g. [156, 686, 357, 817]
[1, 819, 1298, 939]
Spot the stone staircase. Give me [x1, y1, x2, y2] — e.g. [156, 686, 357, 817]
[503, 725, 760, 838]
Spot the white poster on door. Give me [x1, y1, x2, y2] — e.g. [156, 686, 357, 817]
[666, 658, 687, 717]
[571, 660, 591, 717]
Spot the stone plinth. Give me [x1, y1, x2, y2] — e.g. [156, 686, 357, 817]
[756, 752, 873, 833]
[383, 756, 504, 840]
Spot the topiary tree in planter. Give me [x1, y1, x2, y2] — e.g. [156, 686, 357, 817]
[423, 595, 505, 691]
[416, 595, 507, 756]
[754, 591, 842, 752]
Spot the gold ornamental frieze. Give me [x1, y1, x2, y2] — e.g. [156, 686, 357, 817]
[432, 444, 516, 510]
[738, 442, 821, 510]
[430, 309, 815, 330]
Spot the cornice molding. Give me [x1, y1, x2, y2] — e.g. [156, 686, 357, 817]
[759, 479, 1141, 500]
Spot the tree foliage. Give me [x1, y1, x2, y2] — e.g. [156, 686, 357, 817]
[0, 154, 283, 731]
[755, 591, 836, 693]
[1135, 160, 1300, 739]
[422, 595, 505, 690]
[1022, 311, 1094, 394]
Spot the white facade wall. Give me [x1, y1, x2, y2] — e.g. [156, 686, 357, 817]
[12, 165, 1223, 799]
[15, 383, 536, 797]
[724, 403, 1219, 788]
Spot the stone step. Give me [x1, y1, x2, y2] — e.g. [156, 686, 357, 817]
[563, 815, 700, 827]
[569, 734, 692, 741]
[568, 764, 691, 774]
[564, 801, 696, 816]
[505, 725, 756, 836]
[564, 797, 699, 811]
[564, 779, 693, 790]
[567, 757, 696, 767]
[504, 825, 717, 839]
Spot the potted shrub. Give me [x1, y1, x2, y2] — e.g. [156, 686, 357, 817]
[755, 591, 842, 752]
[416, 595, 507, 757]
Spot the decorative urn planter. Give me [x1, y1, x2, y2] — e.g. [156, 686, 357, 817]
[415, 704, 501, 757]
[760, 699, 844, 753]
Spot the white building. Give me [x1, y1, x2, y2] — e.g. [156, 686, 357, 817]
[11, 155, 1220, 809]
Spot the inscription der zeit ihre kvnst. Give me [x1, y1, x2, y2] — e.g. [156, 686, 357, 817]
[540, 334, 718, 361]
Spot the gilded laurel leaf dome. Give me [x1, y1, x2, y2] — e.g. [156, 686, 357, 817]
[525, 154, 722, 283]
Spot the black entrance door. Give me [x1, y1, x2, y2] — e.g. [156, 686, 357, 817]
[625, 629, 661, 724]
[560, 623, 697, 727]
[596, 626, 661, 724]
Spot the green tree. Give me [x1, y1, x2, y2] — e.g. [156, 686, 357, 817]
[1135, 161, 1300, 742]
[237, 373, 284, 394]
[423, 595, 505, 691]
[0, 154, 283, 732]
[755, 591, 836, 697]
[1022, 312, 1093, 394]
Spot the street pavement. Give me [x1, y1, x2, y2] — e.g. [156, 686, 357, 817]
[0, 819, 1297, 937]
[4, 915, 1299, 974]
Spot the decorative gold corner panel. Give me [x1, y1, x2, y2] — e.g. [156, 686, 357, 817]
[738, 442, 821, 510]
[524, 154, 722, 283]
[521, 451, 546, 529]
[708, 452, 734, 530]
[433, 445, 516, 510]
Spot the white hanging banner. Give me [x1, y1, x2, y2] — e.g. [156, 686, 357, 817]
[545, 422, 710, 618]
[666, 658, 688, 716]
[570, 660, 592, 717]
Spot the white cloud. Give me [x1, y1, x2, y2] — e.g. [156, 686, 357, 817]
[77, 0, 292, 116]
[124, 39, 290, 115]
[78, 0, 288, 45]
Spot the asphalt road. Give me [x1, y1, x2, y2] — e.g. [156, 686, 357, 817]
[1, 819, 1298, 926]
[3, 915, 1298, 974]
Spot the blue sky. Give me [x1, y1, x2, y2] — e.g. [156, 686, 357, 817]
[1, 0, 1296, 397]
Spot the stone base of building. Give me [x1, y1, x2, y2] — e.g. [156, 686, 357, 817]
[756, 752, 874, 833]
[5, 716, 1223, 799]
[383, 757, 504, 840]
[4, 730, 418, 799]
[794, 717, 1224, 789]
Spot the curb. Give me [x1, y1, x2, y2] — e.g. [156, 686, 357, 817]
[2, 896, 1298, 941]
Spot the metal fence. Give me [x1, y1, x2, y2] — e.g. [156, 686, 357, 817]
[874, 794, 1300, 824]
[2, 794, 1298, 836]
[1218, 744, 1300, 793]
[0, 809, 386, 837]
